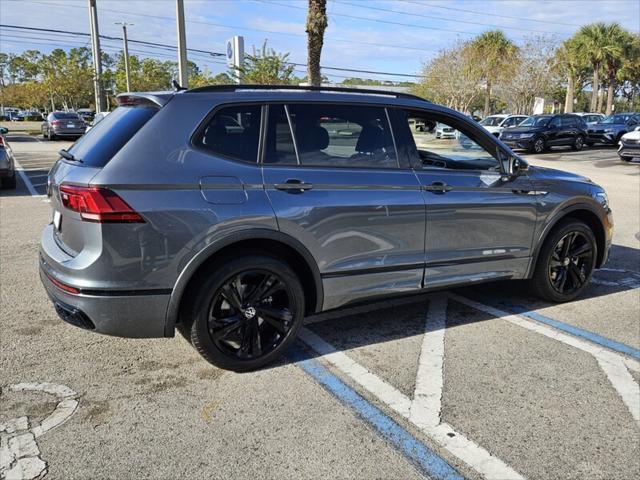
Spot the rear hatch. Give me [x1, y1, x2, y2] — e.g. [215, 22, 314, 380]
[48, 94, 169, 256]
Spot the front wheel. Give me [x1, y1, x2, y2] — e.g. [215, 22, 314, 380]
[529, 220, 597, 302]
[183, 254, 305, 371]
[1, 173, 17, 189]
[572, 135, 584, 151]
[530, 137, 546, 154]
[619, 155, 633, 162]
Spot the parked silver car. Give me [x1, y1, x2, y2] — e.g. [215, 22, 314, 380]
[0, 127, 16, 189]
[41, 111, 86, 140]
[40, 86, 613, 371]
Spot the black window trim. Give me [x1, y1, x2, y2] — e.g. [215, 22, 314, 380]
[260, 101, 405, 171]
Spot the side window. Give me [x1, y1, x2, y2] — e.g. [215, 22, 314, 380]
[196, 105, 261, 163]
[549, 117, 561, 128]
[398, 109, 500, 171]
[280, 104, 398, 169]
[563, 116, 577, 128]
[503, 117, 516, 127]
[264, 105, 297, 165]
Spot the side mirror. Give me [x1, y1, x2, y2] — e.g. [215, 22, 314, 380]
[635, 126, 640, 132]
[499, 150, 528, 180]
[0, 127, 8, 134]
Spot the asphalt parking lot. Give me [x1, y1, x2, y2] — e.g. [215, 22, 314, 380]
[1, 134, 639, 480]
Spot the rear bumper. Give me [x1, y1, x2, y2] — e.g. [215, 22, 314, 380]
[51, 128, 85, 136]
[39, 255, 171, 338]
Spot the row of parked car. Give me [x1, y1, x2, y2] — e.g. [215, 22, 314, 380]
[40, 110, 109, 140]
[474, 112, 639, 161]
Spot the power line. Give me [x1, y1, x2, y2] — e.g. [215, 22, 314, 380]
[1, 24, 426, 80]
[334, 0, 564, 35]
[398, 0, 582, 27]
[16, 0, 441, 55]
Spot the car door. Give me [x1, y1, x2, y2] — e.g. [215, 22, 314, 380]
[391, 107, 537, 288]
[262, 102, 426, 310]
[561, 115, 578, 145]
[546, 116, 563, 145]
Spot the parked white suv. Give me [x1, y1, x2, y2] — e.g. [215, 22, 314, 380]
[479, 114, 529, 137]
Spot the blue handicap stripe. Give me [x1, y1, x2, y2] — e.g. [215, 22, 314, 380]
[291, 344, 465, 480]
[497, 301, 640, 361]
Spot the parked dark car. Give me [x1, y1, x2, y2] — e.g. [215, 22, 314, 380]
[0, 126, 17, 189]
[500, 114, 588, 153]
[41, 112, 86, 140]
[587, 113, 640, 146]
[40, 86, 613, 371]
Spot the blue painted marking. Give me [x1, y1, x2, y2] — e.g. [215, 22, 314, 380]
[497, 301, 640, 360]
[291, 345, 464, 480]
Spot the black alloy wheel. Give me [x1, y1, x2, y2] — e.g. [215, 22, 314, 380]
[532, 137, 545, 154]
[572, 135, 584, 151]
[530, 220, 597, 302]
[548, 231, 593, 295]
[184, 255, 305, 371]
[207, 270, 294, 360]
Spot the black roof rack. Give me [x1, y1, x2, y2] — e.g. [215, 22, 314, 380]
[184, 84, 427, 102]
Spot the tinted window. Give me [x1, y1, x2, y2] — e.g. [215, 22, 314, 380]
[562, 116, 576, 127]
[399, 109, 499, 171]
[52, 112, 80, 120]
[67, 106, 157, 167]
[264, 105, 297, 165]
[196, 105, 261, 163]
[480, 116, 504, 127]
[549, 117, 561, 128]
[268, 104, 398, 169]
[520, 116, 551, 127]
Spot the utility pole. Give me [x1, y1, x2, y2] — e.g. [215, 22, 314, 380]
[88, 0, 106, 112]
[115, 21, 133, 92]
[175, 0, 188, 88]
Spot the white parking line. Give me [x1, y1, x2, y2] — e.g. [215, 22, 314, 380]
[300, 299, 525, 480]
[12, 158, 44, 198]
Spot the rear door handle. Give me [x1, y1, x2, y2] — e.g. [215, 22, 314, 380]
[423, 182, 452, 193]
[274, 179, 314, 192]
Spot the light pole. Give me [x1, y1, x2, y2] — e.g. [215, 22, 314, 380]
[115, 21, 133, 92]
[175, 0, 188, 88]
[88, 0, 106, 112]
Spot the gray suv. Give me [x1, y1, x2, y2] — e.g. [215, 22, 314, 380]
[40, 86, 613, 371]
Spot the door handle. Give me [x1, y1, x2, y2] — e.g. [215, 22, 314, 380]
[274, 179, 314, 192]
[423, 182, 452, 193]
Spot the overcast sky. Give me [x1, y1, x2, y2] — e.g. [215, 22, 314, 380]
[1, 0, 639, 82]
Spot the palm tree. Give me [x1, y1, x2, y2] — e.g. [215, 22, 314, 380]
[556, 38, 587, 113]
[576, 23, 609, 112]
[601, 24, 631, 115]
[306, 0, 328, 87]
[471, 30, 518, 117]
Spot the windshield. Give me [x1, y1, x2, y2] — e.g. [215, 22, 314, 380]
[519, 116, 550, 127]
[601, 114, 630, 124]
[480, 116, 505, 127]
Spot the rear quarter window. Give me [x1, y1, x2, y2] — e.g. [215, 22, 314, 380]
[67, 106, 157, 167]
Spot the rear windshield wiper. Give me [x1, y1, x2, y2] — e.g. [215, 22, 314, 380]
[59, 149, 83, 163]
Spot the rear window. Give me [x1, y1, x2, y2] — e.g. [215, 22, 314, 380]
[53, 112, 80, 120]
[67, 106, 157, 167]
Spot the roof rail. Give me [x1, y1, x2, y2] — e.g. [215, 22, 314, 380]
[184, 84, 427, 102]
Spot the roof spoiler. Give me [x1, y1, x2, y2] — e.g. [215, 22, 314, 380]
[116, 92, 172, 108]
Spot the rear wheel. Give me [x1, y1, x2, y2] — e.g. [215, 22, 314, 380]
[619, 155, 633, 162]
[572, 135, 584, 151]
[530, 220, 597, 302]
[182, 255, 305, 371]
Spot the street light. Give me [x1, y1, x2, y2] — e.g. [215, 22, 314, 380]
[115, 21, 133, 92]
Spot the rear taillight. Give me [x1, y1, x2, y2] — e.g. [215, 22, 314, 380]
[0, 137, 4, 146]
[51, 120, 61, 125]
[59, 185, 144, 223]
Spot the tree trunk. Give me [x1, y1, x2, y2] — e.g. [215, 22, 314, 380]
[596, 84, 604, 113]
[306, 0, 327, 87]
[590, 65, 599, 112]
[606, 77, 615, 115]
[483, 79, 491, 117]
[564, 74, 575, 113]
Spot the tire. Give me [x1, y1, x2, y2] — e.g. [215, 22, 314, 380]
[1, 173, 17, 189]
[571, 135, 584, 151]
[530, 136, 546, 154]
[619, 155, 633, 162]
[416, 125, 424, 132]
[529, 220, 597, 303]
[586, 142, 594, 147]
[182, 254, 305, 371]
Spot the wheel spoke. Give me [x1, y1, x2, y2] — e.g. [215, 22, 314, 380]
[221, 282, 243, 310]
[568, 263, 585, 287]
[555, 267, 568, 292]
[238, 324, 252, 358]
[246, 274, 280, 304]
[569, 242, 591, 258]
[560, 233, 574, 259]
[210, 315, 244, 341]
[250, 319, 262, 356]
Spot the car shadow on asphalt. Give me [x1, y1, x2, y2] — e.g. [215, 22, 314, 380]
[0, 168, 50, 197]
[282, 243, 640, 365]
